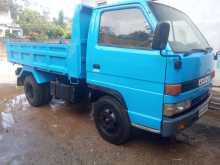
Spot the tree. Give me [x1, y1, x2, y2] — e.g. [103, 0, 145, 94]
[17, 9, 48, 35]
[47, 24, 65, 39]
[58, 10, 65, 27]
[17, 9, 66, 41]
[0, 0, 68, 41]
[8, 0, 22, 20]
[5, 30, 17, 39]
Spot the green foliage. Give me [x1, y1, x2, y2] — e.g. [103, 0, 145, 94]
[17, 9, 67, 41]
[47, 25, 65, 39]
[1, 0, 69, 41]
[65, 33, 71, 39]
[17, 9, 48, 36]
[28, 32, 48, 41]
[5, 31, 17, 39]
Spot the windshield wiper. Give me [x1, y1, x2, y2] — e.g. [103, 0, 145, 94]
[184, 48, 208, 56]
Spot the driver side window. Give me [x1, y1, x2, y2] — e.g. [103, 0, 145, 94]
[98, 8, 153, 50]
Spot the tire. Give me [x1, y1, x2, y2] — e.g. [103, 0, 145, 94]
[94, 96, 131, 145]
[24, 76, 52, 107]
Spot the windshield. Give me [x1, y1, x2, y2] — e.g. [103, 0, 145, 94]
[148, 2, 210, 53]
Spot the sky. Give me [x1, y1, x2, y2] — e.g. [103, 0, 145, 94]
[29, 0, 220, 20]
[27, 0, 81, 17]
[15, 0, 220, 50]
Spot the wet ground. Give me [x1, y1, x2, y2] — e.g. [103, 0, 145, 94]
[0, 84, 220, 165]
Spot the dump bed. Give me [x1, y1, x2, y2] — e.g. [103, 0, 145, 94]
[7, 5, 92, 80]
[7, 42, 70, 74]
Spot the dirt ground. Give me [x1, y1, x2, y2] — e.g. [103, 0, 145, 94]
[0, 84, 219, 165]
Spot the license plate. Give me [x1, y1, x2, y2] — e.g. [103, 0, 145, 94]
[198, 76, 210, 86]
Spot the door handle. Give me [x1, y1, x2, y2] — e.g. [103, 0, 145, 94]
[93, 64, 101, 69]
[93, 64, 101, 73]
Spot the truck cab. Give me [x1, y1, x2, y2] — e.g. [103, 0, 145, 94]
[86, 0, 214, 139]
[7, 0, 214, 144]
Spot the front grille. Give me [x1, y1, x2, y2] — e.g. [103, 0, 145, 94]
[182, 74, 211, 93]
[191, 91, 210, 109]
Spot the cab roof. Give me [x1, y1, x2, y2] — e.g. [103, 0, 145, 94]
[94, 0, 153, 9]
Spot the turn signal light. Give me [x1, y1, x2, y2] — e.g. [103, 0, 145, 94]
[165, 84, 182, 96]
[178, 123, 187, 130]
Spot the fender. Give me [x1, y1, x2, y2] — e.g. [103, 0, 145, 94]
[88, 84, 128, 109]
[17, 66, 56, 84]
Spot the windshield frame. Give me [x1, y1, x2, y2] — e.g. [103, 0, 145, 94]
[148, 1, 210, 54]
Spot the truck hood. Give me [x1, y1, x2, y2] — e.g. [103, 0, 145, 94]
[165, 52, 214, 84]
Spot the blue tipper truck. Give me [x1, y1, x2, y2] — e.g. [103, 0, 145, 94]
[7, 0, 215, 144]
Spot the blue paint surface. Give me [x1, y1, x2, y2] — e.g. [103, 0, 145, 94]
[6, 0, 214, 133]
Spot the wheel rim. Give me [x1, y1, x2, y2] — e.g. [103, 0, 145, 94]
[25, 83, 34, 100]
[98, 106, 120, 136]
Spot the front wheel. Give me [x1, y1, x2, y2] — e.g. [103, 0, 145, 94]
[94, 96, 131, 145]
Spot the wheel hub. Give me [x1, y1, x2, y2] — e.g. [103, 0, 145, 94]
[100, 108, 118, 134]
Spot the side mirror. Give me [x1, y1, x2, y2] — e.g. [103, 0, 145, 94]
[152, 22, 170, 50]
[214, 51, 220, 60]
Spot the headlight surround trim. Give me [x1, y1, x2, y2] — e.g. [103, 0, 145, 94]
[164, 100, 192, 117]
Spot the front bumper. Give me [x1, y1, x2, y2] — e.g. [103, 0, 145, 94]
[161, 95, 211, 137]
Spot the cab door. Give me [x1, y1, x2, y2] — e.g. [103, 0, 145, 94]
[87, 4, 167, 130]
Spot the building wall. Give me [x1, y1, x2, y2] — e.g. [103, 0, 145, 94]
[0, 11, 13, 25]
[0, 5, 23, 38]
[0, 25, 23, 38]
[0, 26, 7, 38]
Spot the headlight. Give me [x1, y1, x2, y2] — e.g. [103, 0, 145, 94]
[164, 100, 191, 117]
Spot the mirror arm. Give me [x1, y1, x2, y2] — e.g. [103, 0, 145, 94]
[160, 50, 182, 70]
[160, 50, 182, 61]
[214, 51, 220, 60]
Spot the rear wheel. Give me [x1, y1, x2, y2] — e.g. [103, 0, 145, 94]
[24, 76, 52, 107]
[94, 96, 131, 145]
